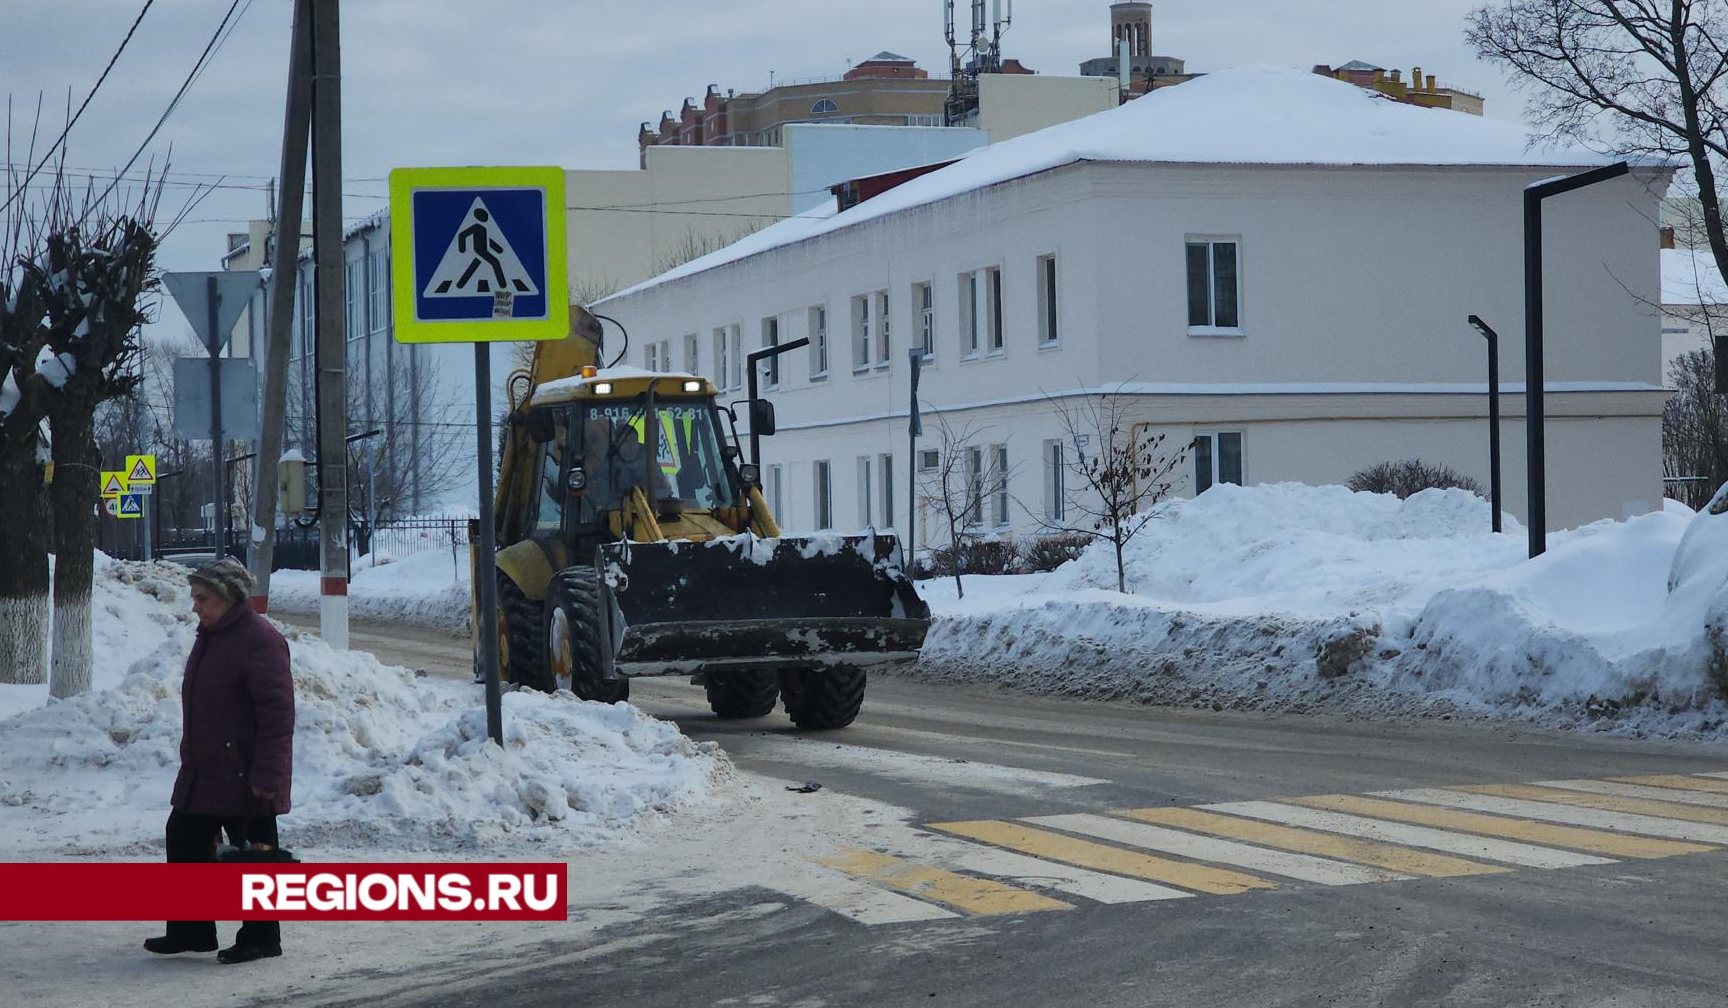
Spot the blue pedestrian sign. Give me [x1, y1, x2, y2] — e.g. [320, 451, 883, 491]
[389, 166, 569, 343]
[116, 493, 144, 519]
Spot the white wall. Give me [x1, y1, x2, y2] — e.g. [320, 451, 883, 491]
[784, 124, 986, 215]
[975, 74, 1119, 144]
[598, 160, 1671, 534]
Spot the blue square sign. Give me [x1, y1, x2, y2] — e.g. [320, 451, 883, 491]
[390, 167, 569, 343]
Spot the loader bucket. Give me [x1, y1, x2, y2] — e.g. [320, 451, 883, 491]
[596, 534, 930, 676]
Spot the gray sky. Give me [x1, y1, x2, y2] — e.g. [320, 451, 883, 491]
[0, 0, 1525, 337]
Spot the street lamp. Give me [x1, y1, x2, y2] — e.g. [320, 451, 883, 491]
[1467, 315, 1503, 533]
[1524, 161, 1631, 557]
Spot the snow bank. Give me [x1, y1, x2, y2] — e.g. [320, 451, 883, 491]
[269, 547, 472, 634]
[916, 483, 1728, 738]
[0, 559, 732, 856]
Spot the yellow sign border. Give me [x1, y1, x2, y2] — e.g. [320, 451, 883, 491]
[100, 471, 128, 498]
[124, 453, 156, 485]
[389, 166, 569, 344]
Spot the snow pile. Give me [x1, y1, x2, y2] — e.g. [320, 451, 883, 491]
[269, 548, 472, 634]
[0, 560, 731, 856]
[917, 483, 1728, 737]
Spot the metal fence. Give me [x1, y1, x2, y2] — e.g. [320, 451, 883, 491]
[104, 517, 470, 571]
[362, 518, 469, 565]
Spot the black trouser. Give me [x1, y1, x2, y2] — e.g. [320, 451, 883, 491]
[164, 807, 282, 949]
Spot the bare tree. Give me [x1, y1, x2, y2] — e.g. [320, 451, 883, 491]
[1044, 389, 1187, 594]
[915, 412, 1008, 600]
[1468, 0, 1728, 389]
[1664, 346, 1728, 506]
[345, 350, 467, 553]
[653, 225, 760, 276]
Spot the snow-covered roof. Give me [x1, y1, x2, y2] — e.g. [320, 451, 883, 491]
[1661, 248, 1728, 305]
[604, 66, 1640, 304]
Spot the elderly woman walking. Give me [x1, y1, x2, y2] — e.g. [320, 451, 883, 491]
[142, 558, 295, 965]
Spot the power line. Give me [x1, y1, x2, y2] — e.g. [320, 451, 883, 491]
[88, 0, 250, 211]
[0, 0, 156, 214]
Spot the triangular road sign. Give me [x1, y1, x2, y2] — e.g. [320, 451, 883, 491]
[125, 454, 156, 484]
[422, 197, 540, 300]
[100, 471, 128, 498]
[161, 271, 260, 353]
[116, 493, 144, 519]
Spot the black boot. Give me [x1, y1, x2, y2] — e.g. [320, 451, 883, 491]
[217, 942, 282, 964]
[144, 935, 217, 955]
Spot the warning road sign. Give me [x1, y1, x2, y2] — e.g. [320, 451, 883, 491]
[101, 471, 128, 498]
[389, 166, 568, 343]
[125, 454, 156, 485]
[116, 493, 144, 519]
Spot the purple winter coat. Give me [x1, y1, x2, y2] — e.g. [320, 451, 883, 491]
[170, 601, 295, 817]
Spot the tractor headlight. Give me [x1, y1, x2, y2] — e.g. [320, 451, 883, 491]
[738, 463, 761, 486]
[682, 379, 702, 393]
[566, 467, 588, 493]
[592, 381, 613, 395]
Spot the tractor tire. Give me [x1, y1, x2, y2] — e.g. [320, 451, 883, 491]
[544, 568, 629, 703]
[497, 573, 545, 689]
[778, 665, 866, 730]
[704, 671, 780, 719]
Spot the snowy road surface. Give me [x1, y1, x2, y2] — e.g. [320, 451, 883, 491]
[9, 613, 1710, 1008]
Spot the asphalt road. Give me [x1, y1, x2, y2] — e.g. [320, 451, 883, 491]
[279, 615, 1728, 1008]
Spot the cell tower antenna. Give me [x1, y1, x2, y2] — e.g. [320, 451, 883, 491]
[945, 0, 1014, 126]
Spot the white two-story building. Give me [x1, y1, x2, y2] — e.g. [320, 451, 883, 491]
[597, 67, 1673, 541]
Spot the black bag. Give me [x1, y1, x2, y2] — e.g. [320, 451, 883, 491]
[215, 808, 300, 864]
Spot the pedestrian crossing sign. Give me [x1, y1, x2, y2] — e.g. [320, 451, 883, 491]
[116, 493, 143, 519]
[101, 471, 128, 498]
[389, 166, 568, 344]
[125, 453, 156, 486]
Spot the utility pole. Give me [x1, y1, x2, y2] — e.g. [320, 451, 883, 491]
[311, 0, 349, 647]
[206, 276, 226, 560]
[248, 0, 313, 613]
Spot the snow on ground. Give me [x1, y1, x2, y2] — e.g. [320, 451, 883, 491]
[0, 557, 733, 857]
[268, 546, 472, 634]
[915, 483, 1728, 739]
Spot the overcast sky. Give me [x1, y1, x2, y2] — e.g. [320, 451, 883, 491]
[1, 0, 1527, 337]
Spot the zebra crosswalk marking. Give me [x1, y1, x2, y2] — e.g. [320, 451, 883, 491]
[935, 844, 1195, 904]
[1120, 806, 1509, 878]
[1457, 783, 1728, 826]
[1290, 794, 1713, 859]
[927, 820, 1278, 895]
[779, 866, 962, 925]
[1614, 774, 1728, 795]
[1024, 813, 1410, 886]
[815, 848, 1072, 916]
[1202, 800, 1615, 869]
[1533, 779, 1728, 811]
[1376, 788, 1728, 846]
[1697, 772, 1728, 781]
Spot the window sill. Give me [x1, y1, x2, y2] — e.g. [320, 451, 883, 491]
[872, 361, 891, 371]
[959, 353, 980, 363]
[810, 372, 828, 382]
[852, 365, 872, 375]
[986, 349, 1005, 359]
[1188, 326, 1246, 338]
[1038, 340, 1060, 352]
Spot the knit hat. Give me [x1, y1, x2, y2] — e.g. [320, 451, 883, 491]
[188, 557, 254, 605]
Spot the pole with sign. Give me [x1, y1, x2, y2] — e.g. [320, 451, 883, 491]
[908, 347, 922, 563]
[126, 455, 156, 560]
[390, 165, 569, 746]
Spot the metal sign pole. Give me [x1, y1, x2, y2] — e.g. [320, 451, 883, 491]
[908, 347, 923, 562]
[474, 346, 503, 745]
[206, 276, 226, 559]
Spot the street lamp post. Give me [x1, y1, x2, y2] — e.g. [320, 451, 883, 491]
[1523, 161, 1630, 557]
[1467, 315, 1503, 534]
[745, 338, 810, 467]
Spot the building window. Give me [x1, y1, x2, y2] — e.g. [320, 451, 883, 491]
[905, 114, 942, 126]
[814, 460, 832, 530]
[809, 305, 829, 379]
[857, 455, 874, 527]
[991, 445, 1009, 526]
[368, 248, 389, 334]
[880, 453, 895, 530]
[920, 448, 940, 472]
[811, 98, 840, 114]
[645, 342, 659, 372]
[714, 324, 742, 389]
[683, 333, 699, 373]
[659, 339, 671, 372]
[964, 447, 984, 527]
[852, 295, 872, 371]
[768, 464, 784, 524]
[875, 291, 891, 365]
[715, 326, 729, 388]
[986, 267, 1003, 352]
[1044, 440, 1065, 521]
[960, 272, 980, 356]
[761, 316, 780, 388]
[1037, 255, 1058, 345]
[915, 282, 934, 358]
[1186, 238, 1241, 331]
[298, 273, 314, 354]
[1193, 431, 1244, 493]
[345, 259, 365, 342]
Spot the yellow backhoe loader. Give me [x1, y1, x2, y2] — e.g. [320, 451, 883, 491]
[474, 309, 928, 729]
